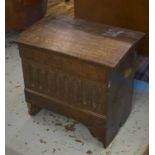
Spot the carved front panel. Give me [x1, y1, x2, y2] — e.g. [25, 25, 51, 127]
[22, 59, 107, 115]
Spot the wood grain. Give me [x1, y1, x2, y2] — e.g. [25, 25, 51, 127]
[16, 15, 144, 68]
[16, 15, 144, 147]
[6, 0, 47, 32]
[74, 0, 149, 55]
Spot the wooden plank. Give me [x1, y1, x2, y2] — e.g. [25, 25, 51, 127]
[16, 15, 144, 68]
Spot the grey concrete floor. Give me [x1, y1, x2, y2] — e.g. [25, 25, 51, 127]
[5, 33, 149, 155]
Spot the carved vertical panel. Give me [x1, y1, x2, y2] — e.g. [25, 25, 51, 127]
[22, 60, 106, 114]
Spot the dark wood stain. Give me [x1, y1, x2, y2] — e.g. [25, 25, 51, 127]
[16, 15, 144, 68]
[16, 15, 144, 147]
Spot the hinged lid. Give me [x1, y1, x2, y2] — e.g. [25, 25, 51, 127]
[16, 15, 144, 68]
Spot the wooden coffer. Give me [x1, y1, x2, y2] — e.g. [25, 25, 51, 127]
[16, 15, 144, 147]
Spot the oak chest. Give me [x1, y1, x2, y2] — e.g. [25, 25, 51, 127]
[16, 15, 144, 147]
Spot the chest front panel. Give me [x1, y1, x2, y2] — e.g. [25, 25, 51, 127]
[20, 45, 108, 116]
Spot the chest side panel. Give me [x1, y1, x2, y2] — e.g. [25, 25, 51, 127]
[105, 49, 136, 145]
[19, 45, 108, 116]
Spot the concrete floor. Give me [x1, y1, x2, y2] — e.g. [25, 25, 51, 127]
[5, 33, 149, 155]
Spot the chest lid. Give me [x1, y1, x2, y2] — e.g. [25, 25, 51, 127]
[16, 15, 144, 68]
